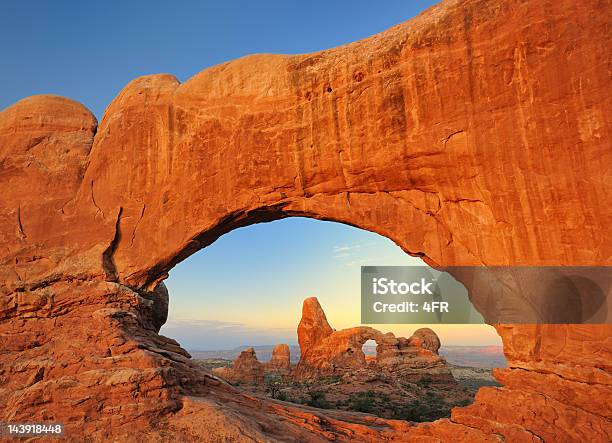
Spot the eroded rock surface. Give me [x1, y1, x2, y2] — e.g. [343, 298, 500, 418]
[1, 0, 611, 441]
[213, 298, 462, 421]
[214, 347, 265, 384]
[265, 344, 293, 377]
[410, 328, 441, 354]
[216, 343, 294, 383]
[298, 297, 335, 353]
[215, 299, 453, 386]
[295, 298, 453, 383]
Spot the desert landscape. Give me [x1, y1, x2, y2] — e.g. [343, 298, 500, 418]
[191, 345, 507, 369]
[194, 297, 501, 422]
[1, 0, 610, 441]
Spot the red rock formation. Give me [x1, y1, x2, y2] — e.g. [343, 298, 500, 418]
[1, 0, 611, 441]
[295, 298, 453, 383]
[265, 344, 293, 376]
[216, 344, 293, 383]
[409, 328, 441, 354]
[214, 348, 264, 384]
[298, 297, 334, 354]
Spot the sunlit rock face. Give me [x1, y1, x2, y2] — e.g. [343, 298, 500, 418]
[1, 0, 610, 440]
[265, 344, 293, 377]
[298, 297, 335, 353]
[295, 298, 453, 383]
[213, 348, 265, 384]
[215, 343, 294, 383]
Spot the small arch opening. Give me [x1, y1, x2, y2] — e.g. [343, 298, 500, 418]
[362, 339, 378, 364]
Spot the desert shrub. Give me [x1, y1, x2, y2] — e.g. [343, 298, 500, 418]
[305, 390, 331, 409]
[378, 393, 390, 403]
[402, 382, 418, 391]
[390, 400, 423, 421]
[391, 391, 452, 422]
[417, 375, 432, 387]
[264, 373, 283, 399]
[348, 391, 376, 413]
[321, 375, 341, 384]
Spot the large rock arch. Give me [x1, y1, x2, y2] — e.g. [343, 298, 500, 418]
[1, 0, 610, 441]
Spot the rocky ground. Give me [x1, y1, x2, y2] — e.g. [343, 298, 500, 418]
[195, 358, 498, 421]
[195, 298, 504, 423]
[448, 364, 501, 395]
[190, 344, 507, 368]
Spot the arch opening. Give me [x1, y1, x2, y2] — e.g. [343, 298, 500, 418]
[158, 217, 504, 422]
[362, 339, 378, 364]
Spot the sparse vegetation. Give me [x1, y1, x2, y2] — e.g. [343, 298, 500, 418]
[305, 390, 331, 409]
[193, 358, 233, 371]
[202, 358, 495, 422]
[265, 373, 283, 399]
[320, 375, 342, 384]
[348, 391, 377, 413]
[417, 375, 432, 387]
[276, 391, 288, 402]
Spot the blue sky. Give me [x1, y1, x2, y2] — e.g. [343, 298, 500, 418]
[162, 218, 502, 349]
[3, 1, 502, 349]
[2, 0, 439, 117]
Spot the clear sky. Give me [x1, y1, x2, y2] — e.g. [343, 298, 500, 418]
[3, 0, 439, 117]
[161, 218, 501, 350]
[3, 0, 501, 350]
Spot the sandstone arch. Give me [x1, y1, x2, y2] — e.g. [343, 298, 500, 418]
[1, 0, 611, 441]
[295, 298, 450, 380]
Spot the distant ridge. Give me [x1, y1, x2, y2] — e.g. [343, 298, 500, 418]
[189, 345, 506, 368]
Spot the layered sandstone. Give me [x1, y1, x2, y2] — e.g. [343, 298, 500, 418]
[298, 297, 335, 353]
[1, 0, 611, 441]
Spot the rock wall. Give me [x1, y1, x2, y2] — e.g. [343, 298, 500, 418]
[0, 0, 611, 441]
